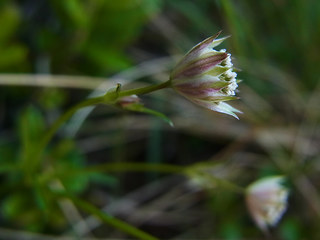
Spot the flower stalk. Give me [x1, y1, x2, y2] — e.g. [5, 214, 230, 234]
[28, 80, 172, 174]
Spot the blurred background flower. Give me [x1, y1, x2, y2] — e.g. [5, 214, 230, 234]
[0, 0, 320, 239]
[246, 176, 289, 231]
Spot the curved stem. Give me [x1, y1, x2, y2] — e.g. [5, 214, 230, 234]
[185, 163, 245, 194]
[118, 80, 171, 97]
[89, 162, 184, 174]
[53, 192, 159, 240]
[40, 96, 106, 152]
[208, 175, 245, 194]
[43, 80, 171, 150]
[47, 163, 185, 182]
[46, 161, 244, 194]
[31, 80, 172, 172]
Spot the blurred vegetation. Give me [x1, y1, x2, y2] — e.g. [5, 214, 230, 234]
[0, 0, 320, 239]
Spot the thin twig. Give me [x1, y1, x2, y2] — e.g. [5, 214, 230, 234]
[0, 74, 108, 89]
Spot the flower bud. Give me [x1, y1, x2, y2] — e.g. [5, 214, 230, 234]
[245, 176, 289, 231]
[170, 32, 241, 119]
[116, 95, 140, 108]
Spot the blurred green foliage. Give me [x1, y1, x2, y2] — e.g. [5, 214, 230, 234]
[217, 0, 320, 91]
[0, 0, 161, 74]
[0, 3, 28, 71]
[1, 105, 117, 232]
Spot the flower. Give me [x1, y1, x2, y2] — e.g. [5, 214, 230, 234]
[245, 176, 289, 231]
[116, 95, 140, 108]
[170, 32, 241, 119]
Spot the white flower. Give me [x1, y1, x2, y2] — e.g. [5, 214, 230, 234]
[245, 176, 289, 231]
[170, 32, 241, 119]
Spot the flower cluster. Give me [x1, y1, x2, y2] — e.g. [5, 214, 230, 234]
[170, 32, 241, 118]
[245, 176, 289, 231]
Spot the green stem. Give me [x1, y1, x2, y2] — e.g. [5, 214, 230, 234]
[44, 161, 243, 194]
[54, 193, 159, 240]
[87, 162, 184, 174]
[184, 163, 245, 194]
[44, 162, 185, 182]
[31, 80, 171, 172]
[40, 96, 106, 152]
[42, 80, 171, 152]
[208, 175, 245, 194]
[118, 80, 171, 97]
[99, 162, 244, 194]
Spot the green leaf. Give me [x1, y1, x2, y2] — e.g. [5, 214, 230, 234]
[17, 105, 46, 159]
[2, 193, 25, 219]
[37, 88, 67, 110]
[0, 163, 16, 173]
[168, 0, 215, 34]
[0, 44, 28, 69]
[279, 218, 303, 240]
[1, 190, 65, 231]
[50, 139, 89, 194]
[125, 103, 174, 127]
[0, 139, 18, 168]
[83, 44, 132, 72]
[51, 0, 89, 28]
[89, 172, 118, 187]
[0, 4, 20, 46]
[33, 182, 51, 214]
